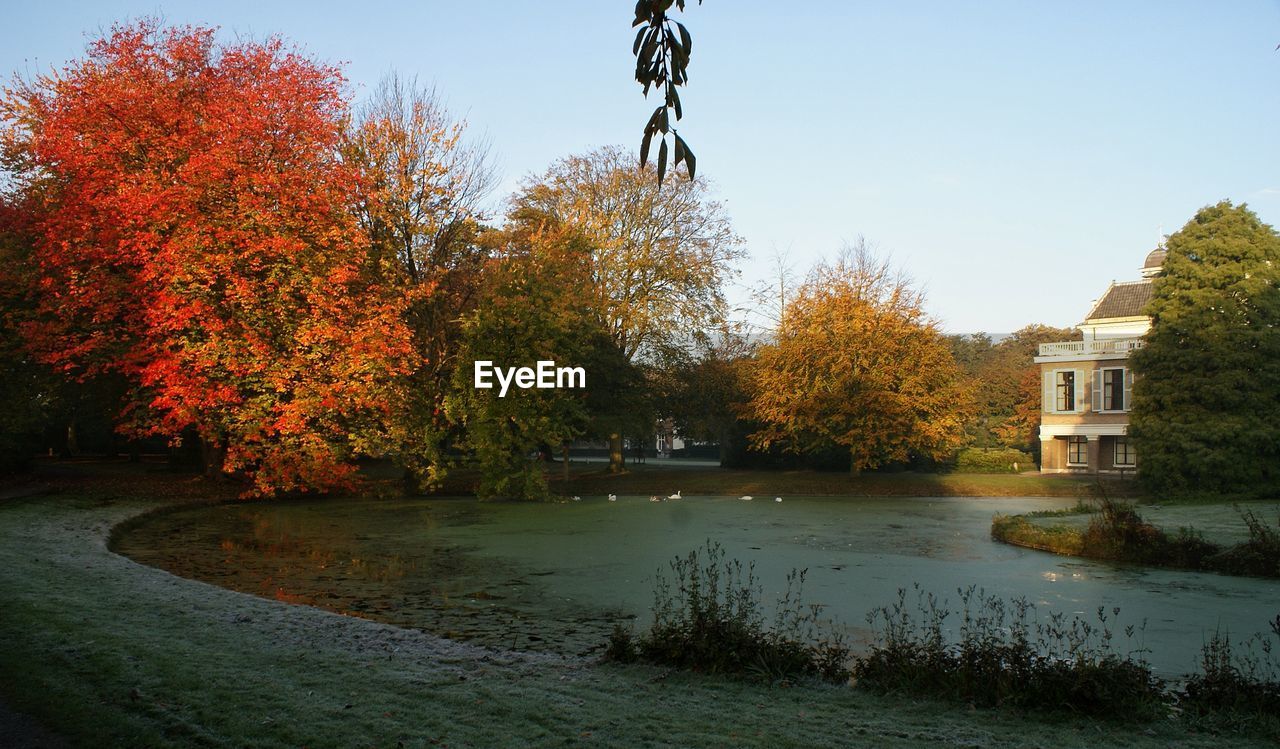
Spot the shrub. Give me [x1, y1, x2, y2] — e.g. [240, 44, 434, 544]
[954, 447, 1034, 474]
[1079, 497, 1168, 562]
[1205, 508, 1280, 578]
[852, 585, 1165, 720]
[1164, 526, 1223, 569]
[1179, 616, 1280, 739]
[604, 541, 849, 682]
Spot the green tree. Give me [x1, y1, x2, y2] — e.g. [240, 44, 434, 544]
[651, 323, 753, 465]
[512, 145, 743, 471]
[1129, 201, 1280, 495]
[447, 220, 609, 500]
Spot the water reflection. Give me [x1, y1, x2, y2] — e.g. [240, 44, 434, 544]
[113, 495, 1280, 674]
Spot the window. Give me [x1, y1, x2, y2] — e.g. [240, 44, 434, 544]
[1067, 436, 1088, 466]
[1114, 438, 1136, 466]
[1056, 371, 1075, 412]
[1103, 368, 1125, 411]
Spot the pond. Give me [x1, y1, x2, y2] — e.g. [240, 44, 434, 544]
[112, 495, 1280, 676]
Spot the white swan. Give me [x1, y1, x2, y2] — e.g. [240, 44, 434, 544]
[608, 494, 617, 502]
[571, 496, 581, 501]
[775, 497, 783, 503]
[667, 491, 682, 500]
[649, 495, 661, 503]
[738, 495, 753, 501]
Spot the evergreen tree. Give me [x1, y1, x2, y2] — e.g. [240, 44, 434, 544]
[1129, 201, 1280, 495]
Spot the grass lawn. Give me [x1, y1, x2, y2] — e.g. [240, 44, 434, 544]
[0, 465, 1258, 748]
[550, 464, 1138, 500]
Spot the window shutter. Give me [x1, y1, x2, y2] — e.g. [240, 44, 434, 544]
[1092, 369, 1104, 412]
[1074, 369, 1085, 413]
[1043, 371, 1054, 414]
[1123, 368, 1134, 412]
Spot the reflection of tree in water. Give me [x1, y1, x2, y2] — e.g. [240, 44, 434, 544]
[121, 504, 631, 657]
[216, 509, 420, 609]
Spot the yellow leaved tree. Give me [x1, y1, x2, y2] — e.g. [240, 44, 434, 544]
[745, 242, 974, 474]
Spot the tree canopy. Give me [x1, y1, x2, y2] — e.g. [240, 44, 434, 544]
[447, 219, 610, 500]
[512, 145, 741, 471]
[1, 20, 413, 495]
[512, 145, 742, 363]
[343, 73, 495, 491]
[949, 325, 1075, 452]
[1129, 201, 1280, 495]
[744, 243, 973, 474]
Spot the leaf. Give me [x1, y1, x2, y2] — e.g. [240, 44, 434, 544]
[657, 138, 668, 184]
[677, 22, 692, 56]
[640, 129, 654, 167]
[676, 133, 695, 180]
[633, 26, 648, 55]
[667, 33, 687, 69]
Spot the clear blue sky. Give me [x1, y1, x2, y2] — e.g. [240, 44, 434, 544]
[4, 1, 1279, 333]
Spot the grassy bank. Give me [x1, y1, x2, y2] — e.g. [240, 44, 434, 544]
[0, 469, 1261, 748]
[550, 465, 1137, 500]
[992, 500, 1280, 578]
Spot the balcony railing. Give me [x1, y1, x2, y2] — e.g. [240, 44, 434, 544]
[1037, 337, 1145, 357]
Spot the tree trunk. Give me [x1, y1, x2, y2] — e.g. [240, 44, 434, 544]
[403, 467, 421, 495]
[562, 443, 570, 484]
[201, 436, 227, 479]
[64, 418, 79, 458]
[609, 432, 624, 474]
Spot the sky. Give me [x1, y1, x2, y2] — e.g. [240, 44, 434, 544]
[3, 1, 1279, 333]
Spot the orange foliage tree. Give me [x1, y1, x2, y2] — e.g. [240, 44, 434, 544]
[343, 74, 495, 491]
[744, 243, 973, 474]
[0, 21, 412, 495]
[994, 365, 1043, 456]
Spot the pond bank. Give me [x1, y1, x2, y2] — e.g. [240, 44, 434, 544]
[552, 465, 1138, 499]
[991, 500, 1280, 579]
[0, 469, 1269, 747]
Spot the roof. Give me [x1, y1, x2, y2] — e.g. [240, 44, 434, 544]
[1143, 248, 1167, 269]
[1084, 280, 1153, 321]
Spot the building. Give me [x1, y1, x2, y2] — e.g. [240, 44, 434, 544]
[1033, 248, 1165, 474]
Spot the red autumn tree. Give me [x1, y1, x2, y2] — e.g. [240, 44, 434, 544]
[0, 20, 413, 495]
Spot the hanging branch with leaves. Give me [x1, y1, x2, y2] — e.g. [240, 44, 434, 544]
[632, 0, 700, 184]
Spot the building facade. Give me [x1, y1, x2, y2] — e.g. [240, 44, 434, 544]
[1034, 248, 1164, 474]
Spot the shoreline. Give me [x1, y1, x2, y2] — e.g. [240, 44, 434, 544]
[0, 471, 1269, 747]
